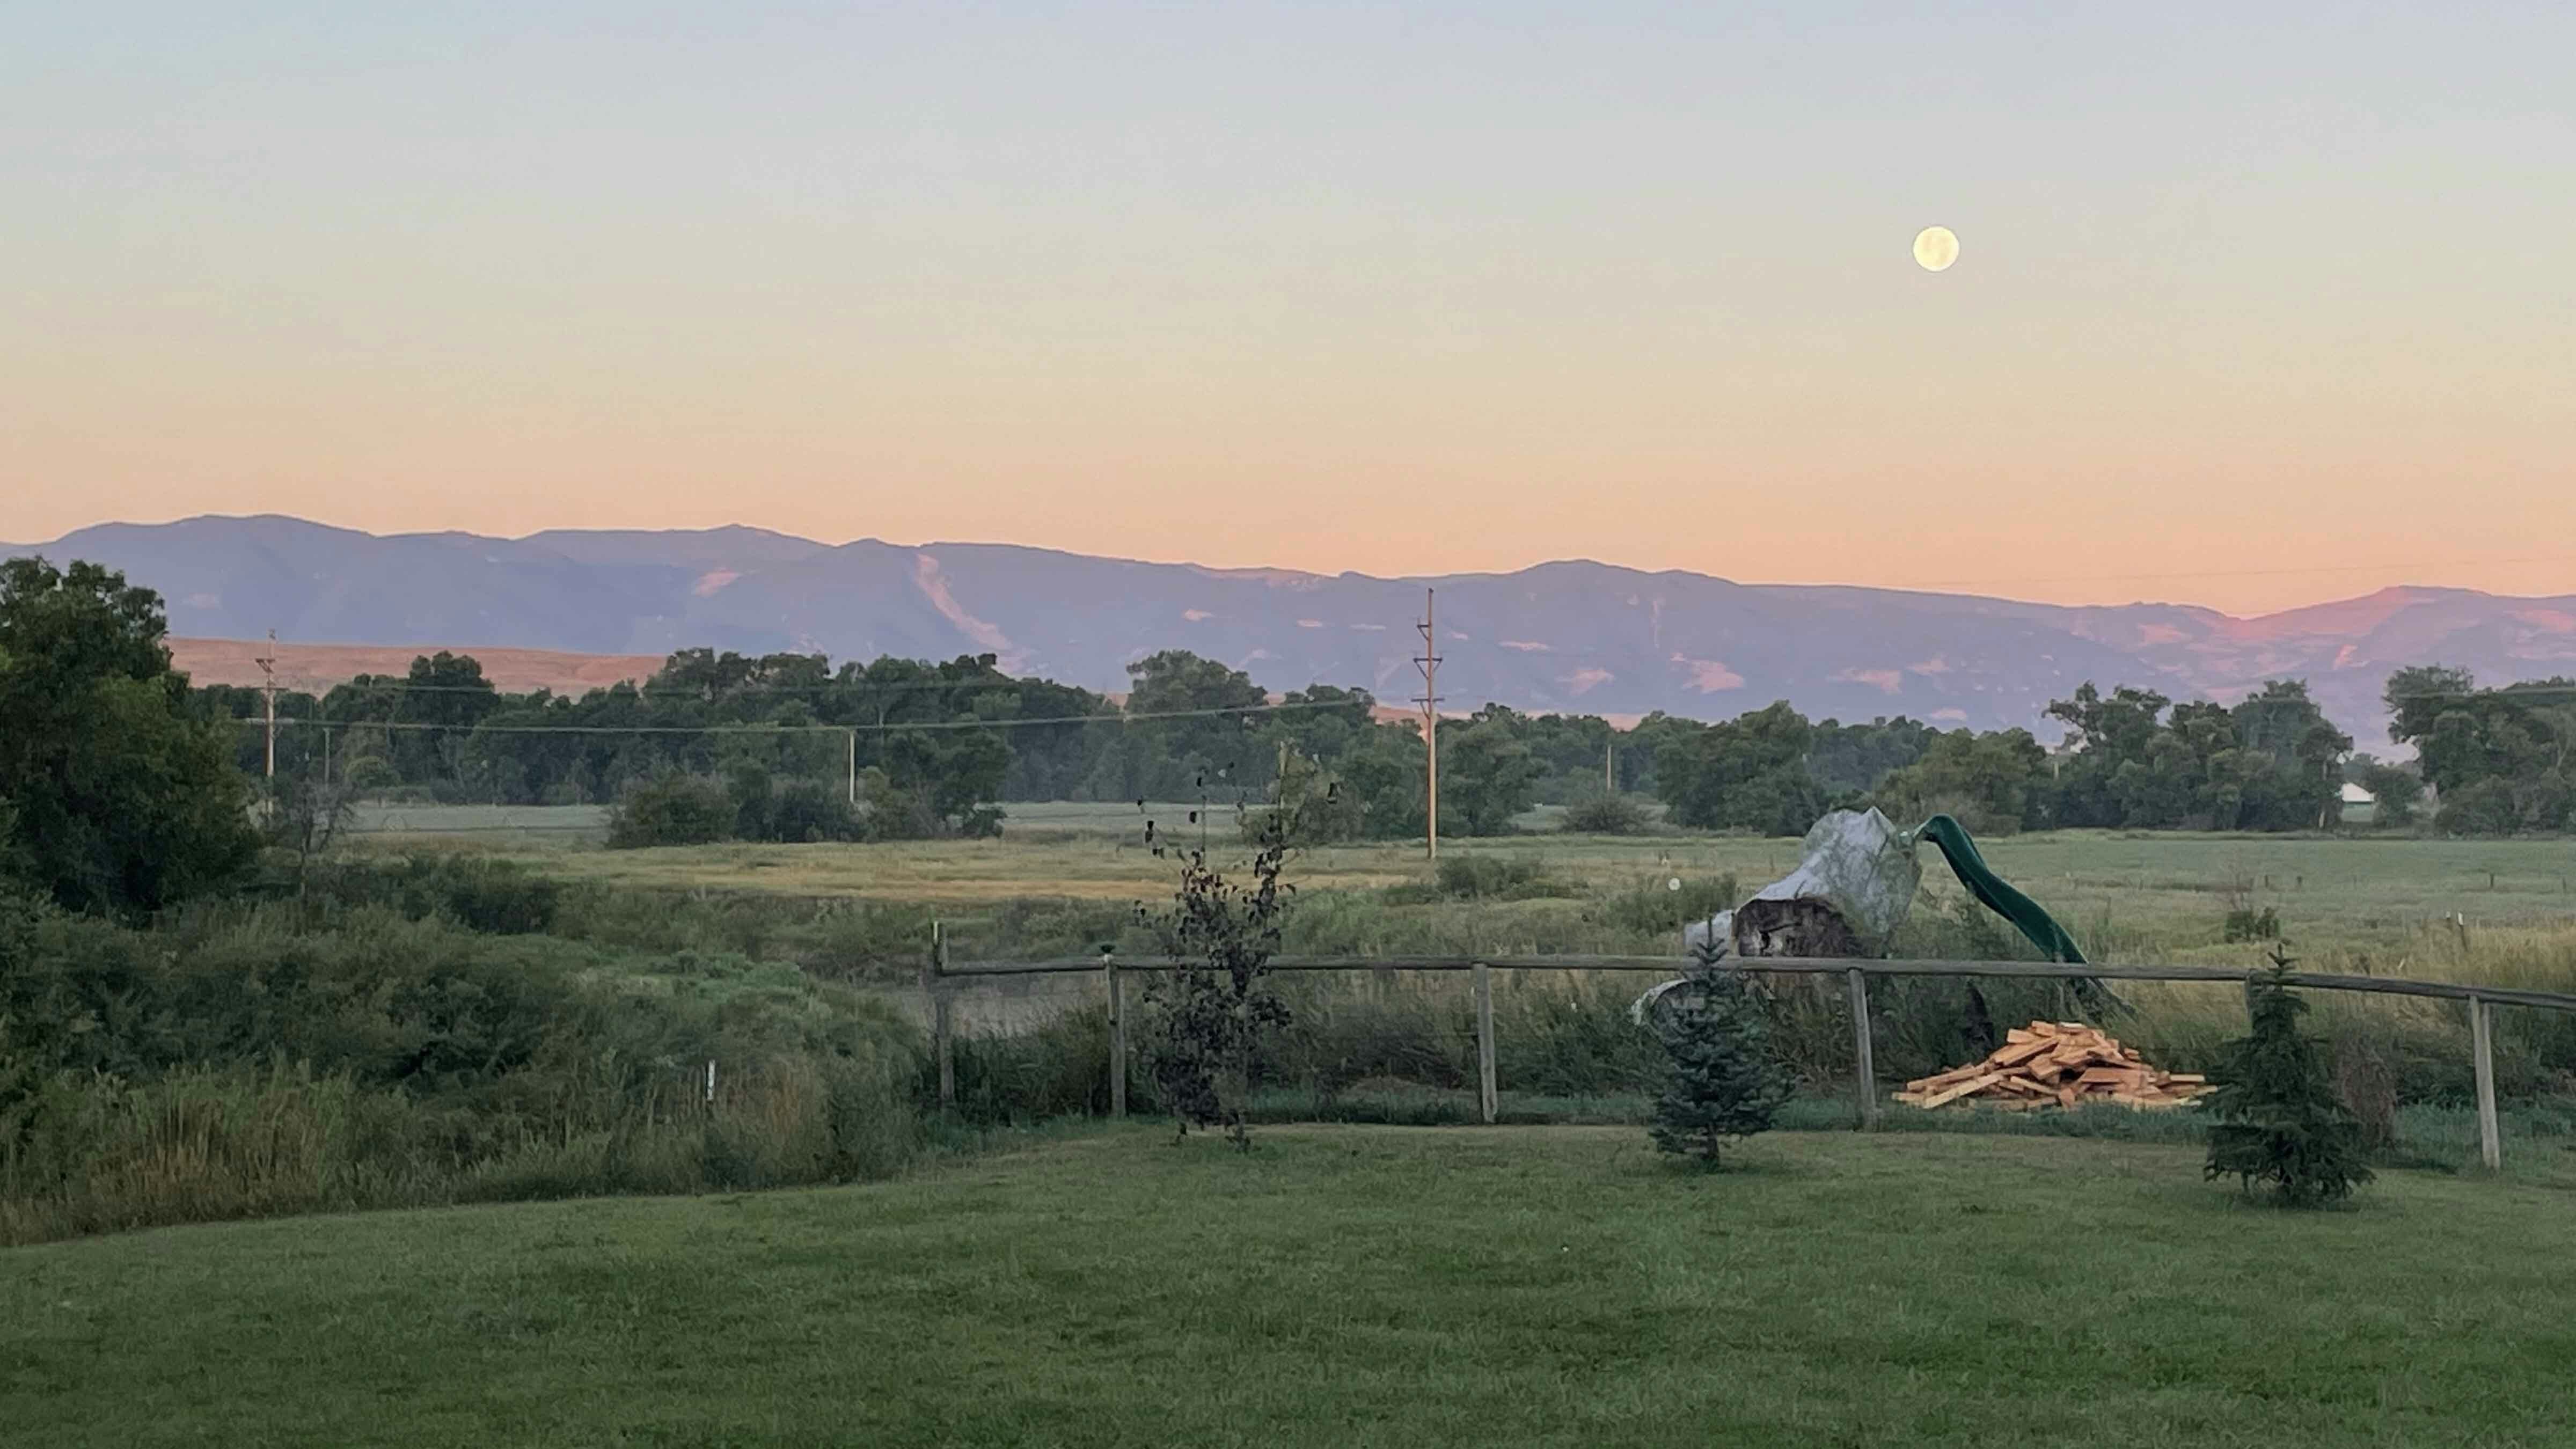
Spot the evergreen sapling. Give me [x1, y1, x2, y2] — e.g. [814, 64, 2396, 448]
[1649, 949, 1792, 1167]
[2204, 945, 2374, 1207]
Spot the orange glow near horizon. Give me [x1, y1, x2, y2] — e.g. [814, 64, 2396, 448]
[5, 8, 2571, 617]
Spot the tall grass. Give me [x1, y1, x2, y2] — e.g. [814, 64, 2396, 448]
[927, 908, 2576, 1131]
[23, 836, 2574, 1244]
[0, 898, 929, 1245]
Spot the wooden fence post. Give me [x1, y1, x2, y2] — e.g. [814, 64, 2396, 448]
[1473, 960, 1498, 1125]
[2470, 994, 2499, 1170]
[1105, 949, 1126, 1120]
[930, 920, 954, 1113]
[1847, 968, 1879, 1130]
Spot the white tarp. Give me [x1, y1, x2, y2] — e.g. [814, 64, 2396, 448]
[1636, 809, 1921, 1027]
[1739, 807, 1921, 948]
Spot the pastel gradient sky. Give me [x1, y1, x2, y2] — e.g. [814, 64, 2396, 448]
[6, 3, 2571, 613]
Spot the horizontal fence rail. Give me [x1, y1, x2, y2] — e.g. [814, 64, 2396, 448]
[924, 948, 2573, 1171]
[934, 954, 2576, 1015]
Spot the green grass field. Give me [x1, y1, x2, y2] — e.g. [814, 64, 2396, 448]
[366, 803, 2576, 954]
[337, 809, 2576, 1114]
[9, 1125, 2574, 1447]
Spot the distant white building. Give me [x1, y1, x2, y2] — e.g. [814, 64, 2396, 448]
[2339, 781, 2377, 806]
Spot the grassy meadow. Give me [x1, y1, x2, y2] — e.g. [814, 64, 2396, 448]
[368, 801, 2576, 951]
[8, 806, 2571, 1249]
[9, 1125, 2576, 1448]
[10, 808, 2575, 1444]
[340, 804, 2576, 1131]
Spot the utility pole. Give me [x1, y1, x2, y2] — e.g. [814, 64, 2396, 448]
[1414, 588, 1441, 860]
[1605, 735, 1615, 794]
[847, 728, 859, 807]
[255, 630, 279, 783]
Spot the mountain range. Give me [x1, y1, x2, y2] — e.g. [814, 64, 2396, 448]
[11, 515, 2575, 744]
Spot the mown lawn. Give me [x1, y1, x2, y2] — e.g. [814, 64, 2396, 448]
[8, 1126, 2574, 1447]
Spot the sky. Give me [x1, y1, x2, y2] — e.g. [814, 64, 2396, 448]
[4, 2, 2572, 615]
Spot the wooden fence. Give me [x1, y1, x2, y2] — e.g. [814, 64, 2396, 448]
[919, 924, 2576, 1169]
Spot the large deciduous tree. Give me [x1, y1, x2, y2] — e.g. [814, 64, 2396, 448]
[1872, 726, 2045, 834]
[1652, 701, 1822, 835]
[1438, 707, 1546, 836]
[0, 558, 258, 914]
[2384, 666, 2575, 835]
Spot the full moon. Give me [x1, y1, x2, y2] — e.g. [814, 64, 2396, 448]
[1913, 225, 1959, 272]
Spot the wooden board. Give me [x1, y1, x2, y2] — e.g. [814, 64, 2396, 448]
[1920, 1072, 2008, 1109]
[1988, 1037, 2057, 1069]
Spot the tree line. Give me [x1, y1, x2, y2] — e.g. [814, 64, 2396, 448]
[188, 626, 2556, 846]
[8, 556, 2571, 917]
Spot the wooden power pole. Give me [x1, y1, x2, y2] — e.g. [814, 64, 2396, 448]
[1414, 588, 1441, 860]
[255, 630, 279, 782]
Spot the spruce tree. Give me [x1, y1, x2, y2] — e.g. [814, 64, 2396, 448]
[2204, 946, 2374, 1207]
[1649, 957, 1792, 1167]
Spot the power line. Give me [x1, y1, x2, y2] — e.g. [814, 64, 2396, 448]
[211, 676, 1103, 698]
[222, 698, 1360, 736]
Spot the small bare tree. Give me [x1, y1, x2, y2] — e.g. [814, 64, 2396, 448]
[1135, 813, 1296, 1151]
[267, 768, 358, 908]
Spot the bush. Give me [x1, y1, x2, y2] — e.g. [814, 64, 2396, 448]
[2204, 949, 2374, 1208]
[2436, 779, 2521, 837]
[608, 774, 735, 848]
[1648, 960, 1792, 1166]
[299, 854, 562, 934]
[771, 779, 863, 843]
[1381, 854, 1580, 904]
[1586, 873, 1740, 938]
[728, 765, 865, 844]
[1136, 831, 1295, 1149]
[1560, 792, 1650, 835]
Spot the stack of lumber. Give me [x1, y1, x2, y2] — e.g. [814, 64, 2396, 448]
[1892, 1021, 2214, 1112]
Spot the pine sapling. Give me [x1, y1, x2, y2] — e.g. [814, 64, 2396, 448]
[1649, 950, 1792, 1167]
[2204, 945, 2374, 1207]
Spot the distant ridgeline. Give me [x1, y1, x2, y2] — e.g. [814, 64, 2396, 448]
[187, 636, 2574, 842]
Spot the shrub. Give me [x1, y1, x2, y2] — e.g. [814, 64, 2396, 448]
[771, 778, 863, 843]
[1382, 854, 1581, 904]
[2204, 948, 2374, 1207]
[2436, 778, 2520, 837]
[607, 774, 735, 848]
[302, 854, 561, 934]
[1136, 833, 1295, 1150]
[1648, 957, 1792, 1166]
[1587, 873, 1740, 938]
[1560, 792, 1650, 836]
